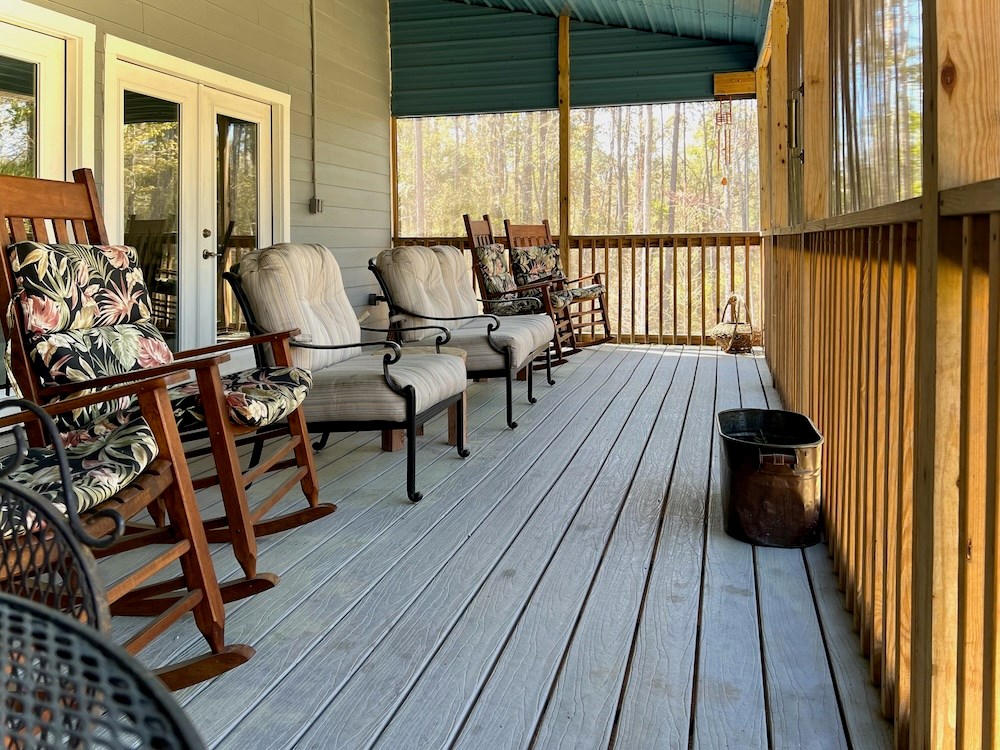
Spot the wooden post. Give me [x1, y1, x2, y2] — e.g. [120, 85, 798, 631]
[936, 1, 1000, 190]
[910, 0, 960, 745]
[802, 0, 829, 222]
[558, 14, 570, 269]
[756, 64, 772, 231]
[390, 117, 399, 242]
[769, 1, 789, 228]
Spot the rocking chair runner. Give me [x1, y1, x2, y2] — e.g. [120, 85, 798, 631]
[463, 214, 575, 364]
[0, 388, 253, 691]
[0, 169, 332, 603]
[503, 218, 613, 348]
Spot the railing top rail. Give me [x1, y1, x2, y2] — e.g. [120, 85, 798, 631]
[393, 231, 763, 246]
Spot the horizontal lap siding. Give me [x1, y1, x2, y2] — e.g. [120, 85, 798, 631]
[24, 0, 391, 312]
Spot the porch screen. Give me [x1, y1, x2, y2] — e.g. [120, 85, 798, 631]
[831, 0, 922, 214]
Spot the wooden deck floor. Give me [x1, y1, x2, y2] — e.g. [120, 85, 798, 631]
[106, 345, 893, 749]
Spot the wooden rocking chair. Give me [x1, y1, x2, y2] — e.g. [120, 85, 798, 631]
[0, 390, 253, 690]
[504, 218, 613, 347]
[463, 213, 575, 365]
[0, 169, 333, 605]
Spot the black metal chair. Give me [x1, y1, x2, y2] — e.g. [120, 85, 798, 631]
[0, 593, 207, 749]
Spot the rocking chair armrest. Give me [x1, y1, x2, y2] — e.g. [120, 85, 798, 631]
[561, 272, 602, 287]
[0, 372, 188, 428]
[37, 358, 230, 398]
[174, 329, 301, 359]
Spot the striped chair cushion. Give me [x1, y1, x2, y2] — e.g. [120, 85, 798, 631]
[303, 353, 466, 423]
[239, 243, 362, 371]
[446, 314, 554, 372]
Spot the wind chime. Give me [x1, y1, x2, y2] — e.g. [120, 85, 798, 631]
[716, 97, 733, 186]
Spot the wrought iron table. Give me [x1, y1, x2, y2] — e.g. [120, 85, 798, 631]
[0, 592, 205, 749]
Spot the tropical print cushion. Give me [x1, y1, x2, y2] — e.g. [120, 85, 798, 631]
[1, 413, 157, 533]
[9, 241, 168, 428]
[548, 284, 605, 310]
[10, 241, 154, 334]
[511, 244, 562, 287]
[27, 320, 172, 385]
[168, 366, 313, 431]
[488, 297, 544, 316]
[472, 244, 518, 299]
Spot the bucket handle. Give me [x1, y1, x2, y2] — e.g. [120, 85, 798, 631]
[760, 450, 797, 468]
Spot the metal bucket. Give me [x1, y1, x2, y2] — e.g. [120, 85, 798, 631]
[717, 408, 824, 548]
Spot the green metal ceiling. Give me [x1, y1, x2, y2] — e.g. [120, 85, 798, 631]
[390, 0, 759, 117]
[443, 0, 772, 48]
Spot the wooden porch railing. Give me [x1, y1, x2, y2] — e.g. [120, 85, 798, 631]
[392, 233, 764, 345]
[762, 184, 1000, 748]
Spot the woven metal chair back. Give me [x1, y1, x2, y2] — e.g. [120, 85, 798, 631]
[0, 399, 113, 633]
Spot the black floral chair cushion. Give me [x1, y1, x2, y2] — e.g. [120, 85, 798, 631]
[9, 241, 313, 438]
[472, 243, 544, 316]
[510, 244, 605, 311]
[4, 413, 157, 518]
[169, 366, 312, 431]
[510, 244, 562, 286]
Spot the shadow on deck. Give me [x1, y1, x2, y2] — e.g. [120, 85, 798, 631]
[105, 345, 892, 749]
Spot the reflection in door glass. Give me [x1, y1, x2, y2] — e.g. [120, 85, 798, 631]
[217, 115, 258, 340]
[0, 55, 36, 177]
[123, 91, 180, 350]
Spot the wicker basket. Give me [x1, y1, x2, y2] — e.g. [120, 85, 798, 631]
[708, 293, 762, 354]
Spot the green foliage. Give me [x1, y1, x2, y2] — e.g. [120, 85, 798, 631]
[0, 95, 35, 177]
[123, 121, 179, 223]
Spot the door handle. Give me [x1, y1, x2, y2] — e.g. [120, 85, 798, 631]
[203, 249, 222, 259]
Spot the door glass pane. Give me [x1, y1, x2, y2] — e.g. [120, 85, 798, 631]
[123, 91, 180, 350]
[217, 114, 258, 341]
[0, 54, 36, 177]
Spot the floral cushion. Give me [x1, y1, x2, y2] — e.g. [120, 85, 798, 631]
[2, 414, 157, 527]
[168, 366, 313, 431]
[511, 244, 562, 287]
[472, 244, 518, 300]
[548, 284, 605, 310]
[488, 297, 544, 316]
[11, 241, 153, 333]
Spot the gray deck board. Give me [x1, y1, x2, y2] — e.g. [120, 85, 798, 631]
[693, 352, 769, 749]
[298, 347, 671, 749]
[610, 348, 717, 748]
[106, 346, 891, 749]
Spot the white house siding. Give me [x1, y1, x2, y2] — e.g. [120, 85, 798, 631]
[22, 0, 392, 311]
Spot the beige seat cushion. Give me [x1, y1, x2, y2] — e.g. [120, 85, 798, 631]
[240, 243, 361, 370]
[446, 314, 553, 372]
[304, 352, 467, 423]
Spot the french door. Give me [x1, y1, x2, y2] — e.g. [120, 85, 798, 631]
[106, 61, 273, 357]
[0, 20, 66, 179]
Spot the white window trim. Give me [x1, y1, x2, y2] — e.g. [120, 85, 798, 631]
[0, 0, 95, 176]
[103, 35, 291, 245]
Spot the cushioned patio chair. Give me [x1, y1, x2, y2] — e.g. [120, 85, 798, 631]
[504, 218, 613, 347]
[226, 242, 470, 502]
[0, 389, 253, 691]
[463, 214, 576, 363]
[0, 169, 332, 603]
[370, 244, 555, 430]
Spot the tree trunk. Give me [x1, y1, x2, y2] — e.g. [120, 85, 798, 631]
[668, 102, 681, 233]
[582, 109, 595, 231]
[414, 118, 425, 236]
